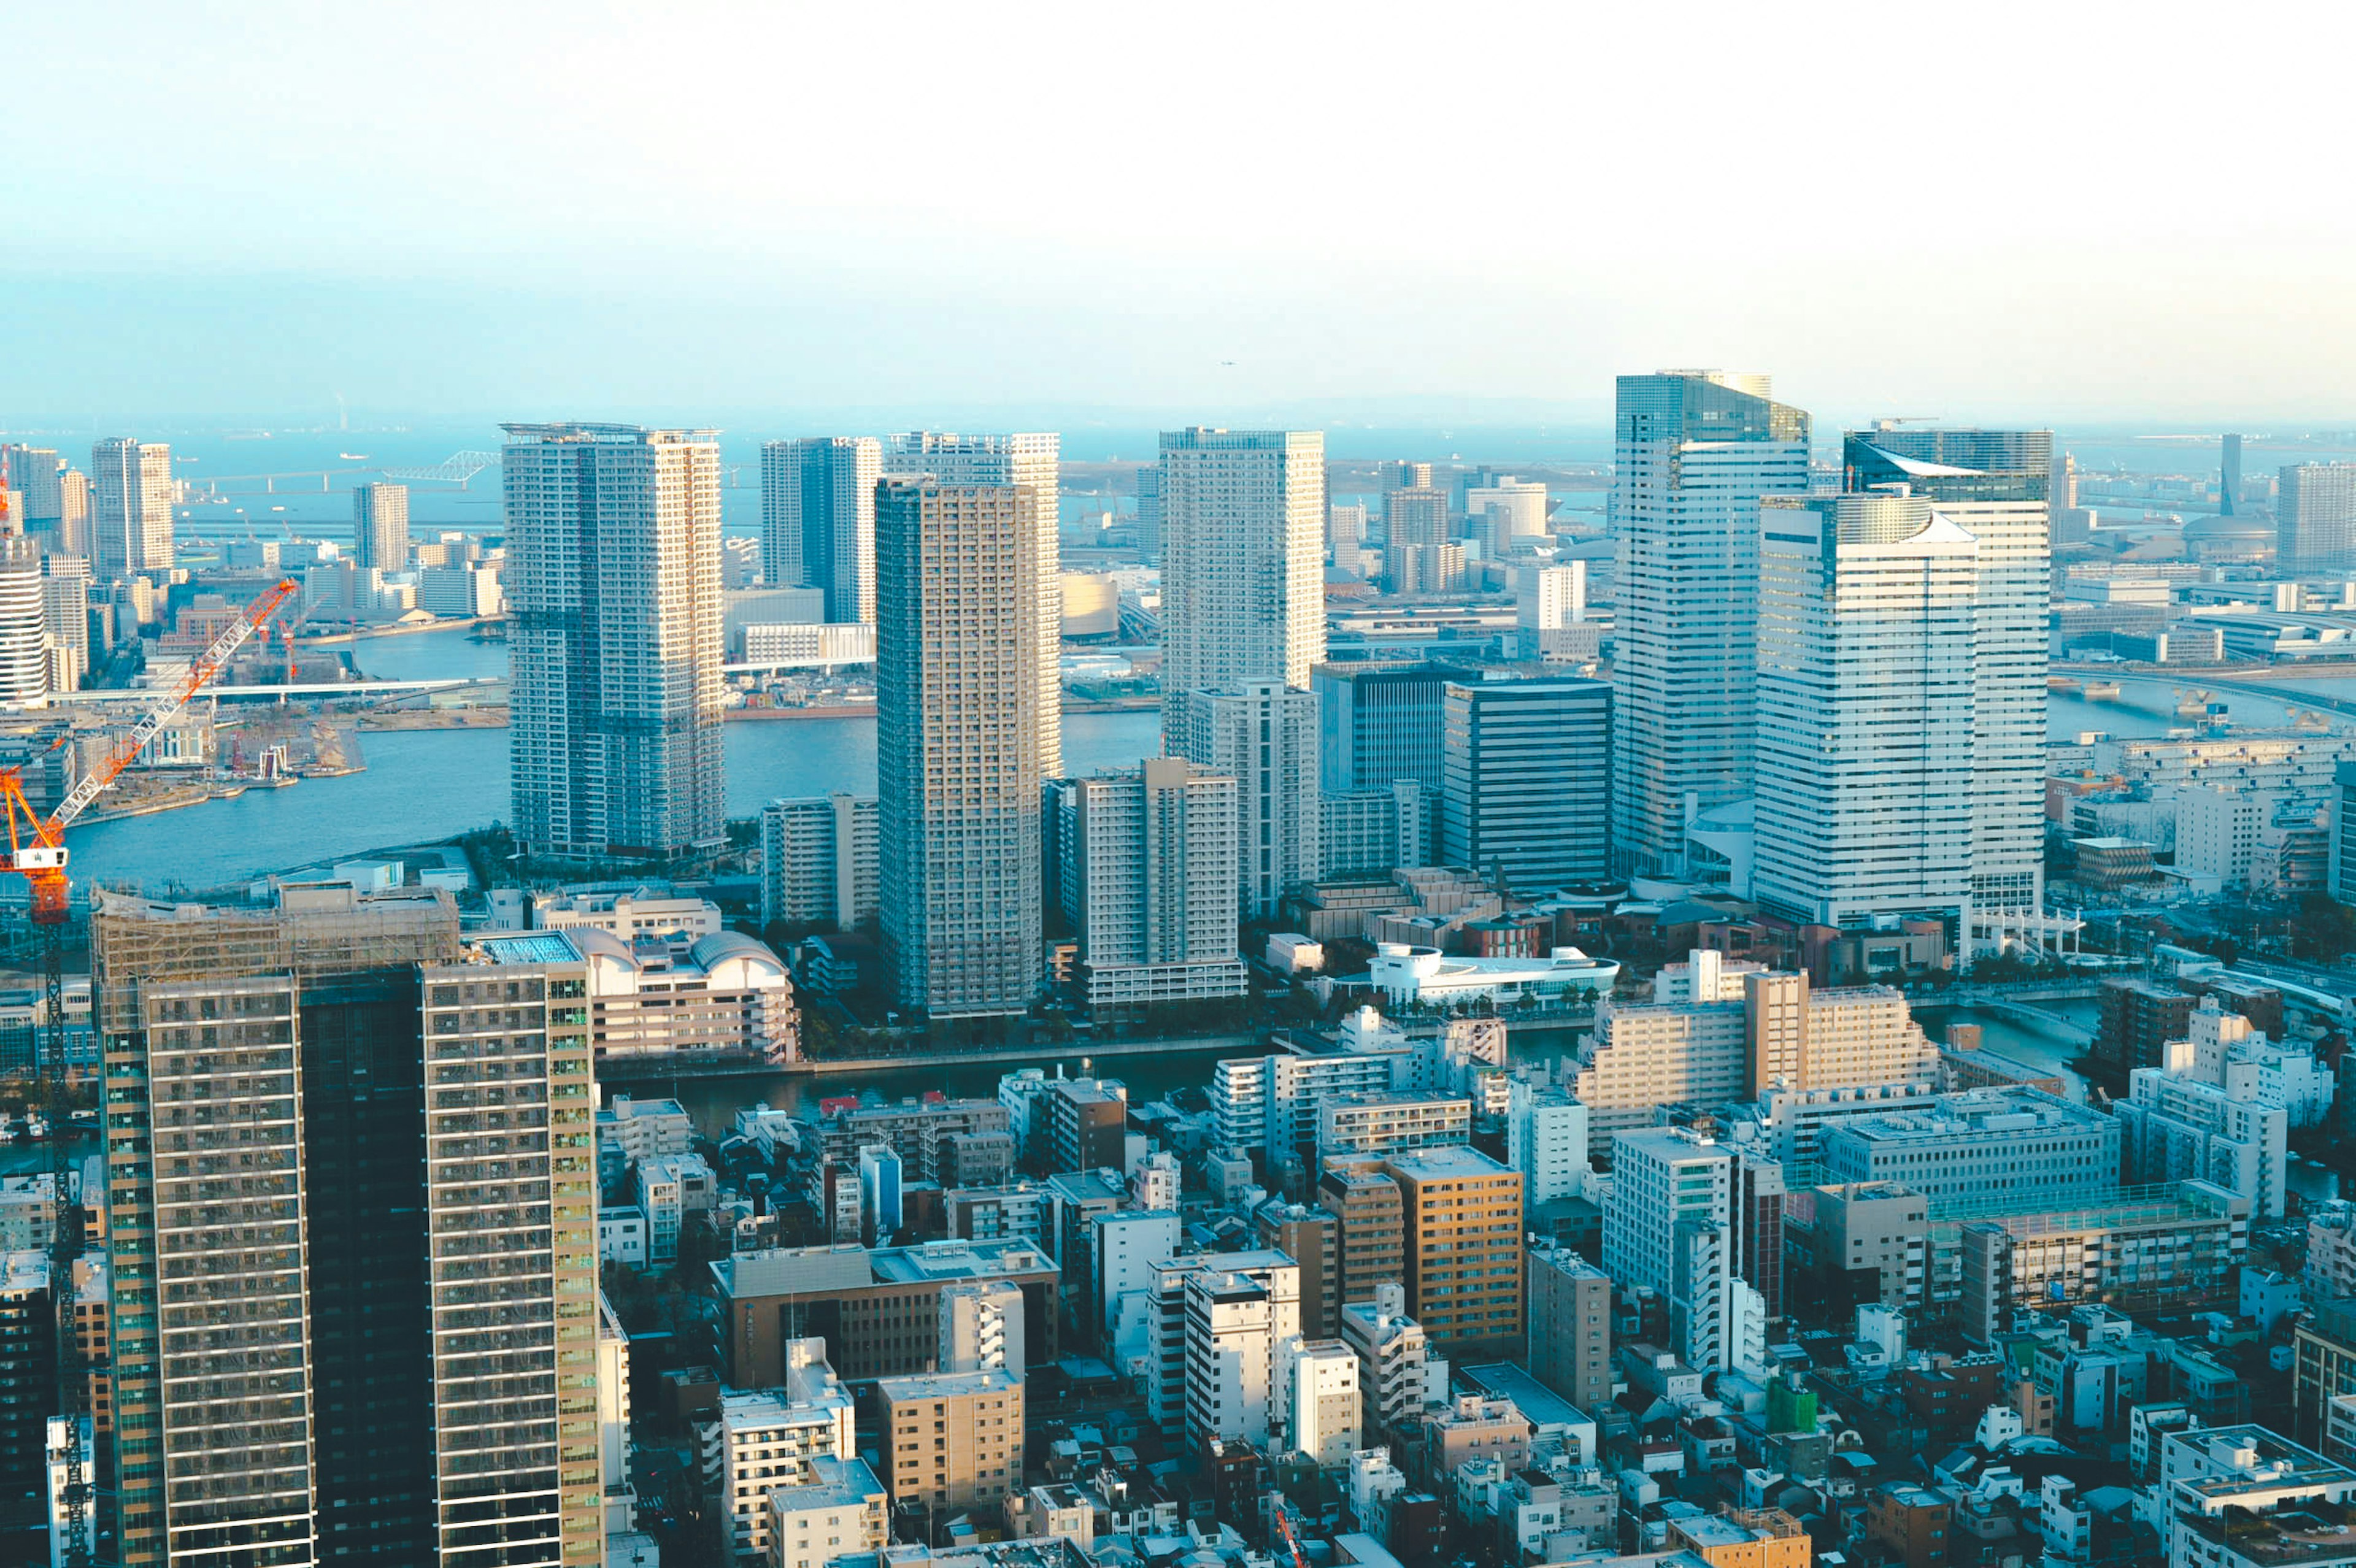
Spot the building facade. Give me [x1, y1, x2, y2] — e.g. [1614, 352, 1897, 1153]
[352, 481, 410, 572]
[1177, 680, 1320, 920]
[1611, 372, 1811, 876]
[1054, 759, 1244, 1012]
[1754, 490, 1979, 931]
[1440, 674, 1611, 893]
[1845, 428, 2053, 920]
[88, 437, 173, 580]
[504, 421, 726, 861]
[876, 478, 1050, 1016]
[884, 431, 1061, 776]
[1156, 428, 1325, 742]
[761, 793, 880, 931]
[762, 436, 882, 625]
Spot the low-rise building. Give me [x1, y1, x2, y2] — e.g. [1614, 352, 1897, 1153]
[711, 1239, 1059, 1386]
[763, 1455, 888, 1568]
[1818, 1087, 2120, 1208]
[1315, 1093, 1471, 1164]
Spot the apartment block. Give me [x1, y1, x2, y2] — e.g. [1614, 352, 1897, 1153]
[1316, 1092, 1471, 1164]
[1341, 1284, 1442, 1439]
[1052, 759, 1245, 1011]
[1385, 1146, 1524, 1356]
[877, 1369, 1026, 1513]
[1528, 1245, 1612, 1412]
[1317, 1161, 1406, 1309]
[761, 793, 880, 931]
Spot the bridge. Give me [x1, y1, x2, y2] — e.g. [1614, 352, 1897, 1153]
[40, 677, 503, 706]
[1977, 1001, 2095, 1042]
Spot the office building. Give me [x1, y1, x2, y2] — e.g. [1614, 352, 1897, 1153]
[41, 557, 90, 696]
[1846, 427, 2054, 920]
[1611, 372, 1810, 876]
[1754, 490, 1978, 931]
[876, 1368, 1025, 1512]
[1506, 1080, 1589, 1209]
[940, 1279, 1028, 1375]
[1819, 1087, 2121, 1206]
[1465, 476, 1548, 553]
[1283, 1339, 1361, 1467]
[1053, 759, 1245, 1012]
[710, 1239, 1058, 1386]
[1578, 951, 1936, 1156]
[1044, 1077, 1129, 1172]
[1, 445, 62, 531]
[1254, 1201, 1339, 1340]
[1806, 1182, 1929, 1313]
[705, 1348, 857, 1561]
[1317, 1163, 1406, 1312]
[763, 436, 882, 624]
[0, 529, 44, 705]
[1157, 428, 1325, 741]
[1340, 1285, 1441, 1439]
[1136, 462, 1164, 563]
[2221, 432, 2245, 516]
[88, 436, 174, 580]
[1319, 781, 1433, 878]
[1177, 680, 1319, 920]
[1439, 674, 1610, 893]
[761, 793, 880, 931]
[2281, 463, 2356, 569]
[764, 1456, 889, 1568]
[1313, 661, 1452, 796]
[1185, 1270, 1285, 1450]
[1326, 501, 1366, 565]
[1384, 484, 1449, 550]
[2121, 1026, 2290, 1220]
[2155, 1426, 2356, 1568]
[1603, 1128, 1783, 1372]
[884, 431, 1060, 775]
[1527, 1247, 1612, 1411]
[504, 421, 726, 861]
[351, 481, 409, 571]
[876, 477, 1050, 1017]
[1385, 1146, 1523, 1355]
[92, 886, 601, 1567]
[1142, 1250, 1300, 1439]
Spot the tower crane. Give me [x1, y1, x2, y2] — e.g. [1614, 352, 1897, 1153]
[0, 574, 294, 1568]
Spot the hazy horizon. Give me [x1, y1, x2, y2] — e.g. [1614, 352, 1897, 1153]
[9, 4, 2353, 427]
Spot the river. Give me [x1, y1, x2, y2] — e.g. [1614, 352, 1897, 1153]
[67, 626, 1161, 892]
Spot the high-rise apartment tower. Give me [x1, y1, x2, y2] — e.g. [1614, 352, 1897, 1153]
[763, 436, 882, 624]
[503, 422, 726, 861]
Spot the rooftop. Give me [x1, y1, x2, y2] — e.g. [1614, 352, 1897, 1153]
[711, 1237, 1055, 1298]
[876, 1367, 1024, 1402]
[1460, 1363, 1590, 1432]
[766, 1455, 885, 1512]
[1384, 1145, 1517, 1181]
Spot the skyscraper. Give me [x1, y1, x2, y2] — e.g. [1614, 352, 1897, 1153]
[88, 437, 174, 580]
[1156, 428, 1325, 743]
[351, 481, 410, 571]
[876, 478, 1049, 1017]
[503, 422, 726, 861]
[94, 884, 607, 1566]
[1610, 372, 1810, 877]
[2281, 464, 2356, 570]
[1053, 758, 1244, 1012]
[762, 436, 882, 624]
[1312, 662, 1453, 796]
[1845, 428, 2054, 919]
[0, 529, 45, 706]
[1439, 674, 1611, 893]
[1752, 490, 1978, 930]
[2222, 432, 2244, 517]
[1178, 679, 1319, 920]
[0, 445, 62, 532]
[885, 432, 1061, 777]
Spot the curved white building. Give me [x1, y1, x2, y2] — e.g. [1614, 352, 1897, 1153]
[560, 924, 798, 1064]
[1367, 943, 1619, 1008]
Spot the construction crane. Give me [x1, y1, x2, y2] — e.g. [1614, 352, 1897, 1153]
[1272, 1502, 1313, 1568]
[0, 574, 295, 1568]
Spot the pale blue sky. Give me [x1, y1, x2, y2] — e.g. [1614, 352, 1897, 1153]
[7, 0, 2352, 426]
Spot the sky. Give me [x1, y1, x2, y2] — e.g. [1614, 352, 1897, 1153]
[6, 0, 2353, 431]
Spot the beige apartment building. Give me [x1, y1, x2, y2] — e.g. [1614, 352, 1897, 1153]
[877, 1368, 1026, 1512]
[1384, 1146, 1525, 1355]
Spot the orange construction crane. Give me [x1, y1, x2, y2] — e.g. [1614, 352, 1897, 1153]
[1273, 1504, 1312, 1568]
[0, 575, 300, 926]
